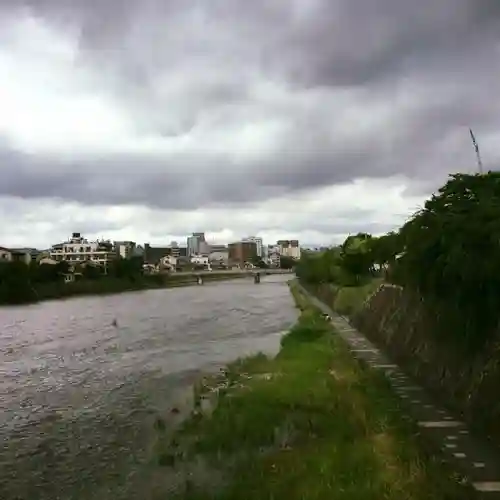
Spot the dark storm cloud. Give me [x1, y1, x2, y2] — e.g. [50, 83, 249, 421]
[0, 0, 499, 209]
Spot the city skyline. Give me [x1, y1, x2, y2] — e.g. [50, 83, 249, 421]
[1, 231, 297, 271]
[1, 230, 304, 253]
[0, 227, 315, 252]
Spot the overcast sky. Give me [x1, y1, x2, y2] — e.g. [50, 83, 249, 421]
[0, 0, 498, 249]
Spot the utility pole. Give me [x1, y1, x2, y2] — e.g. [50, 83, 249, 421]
[469, 128, 483, 174]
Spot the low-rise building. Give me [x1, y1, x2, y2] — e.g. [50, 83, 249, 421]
[49, 233, 115, 272]
[39, 257, 58, 265]
[143, 243, 171, 266]
[190, 254, 211, 269]
[142, 263, 157, 274]
[5, 248, 41, 264]
[159, 255, 177, 271]
[0, 247, 12, 262]
[267, 245, 281, 268]
[176, 255, 191, 271]
[133, 245, 145, 258]
[209, 250, 229, 268]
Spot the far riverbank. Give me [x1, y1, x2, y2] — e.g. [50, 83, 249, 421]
[0, 272, 250, 306]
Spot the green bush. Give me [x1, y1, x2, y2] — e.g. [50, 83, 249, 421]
[398, 172, 500, 346]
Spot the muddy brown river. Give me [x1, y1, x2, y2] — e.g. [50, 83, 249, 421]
[0, 275, 296, 500]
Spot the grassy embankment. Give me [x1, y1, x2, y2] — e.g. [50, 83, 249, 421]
[332, 279, 383, 316]
[307, 278, 383, 318]
[151, 281, 473, 499]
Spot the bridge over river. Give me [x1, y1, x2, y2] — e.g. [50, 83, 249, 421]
[173, 268, 293, 285]
[0, 274, 296, 500]
[173, 268, 294, 276]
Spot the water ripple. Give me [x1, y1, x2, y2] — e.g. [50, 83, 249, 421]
[0, 275, 296, 500]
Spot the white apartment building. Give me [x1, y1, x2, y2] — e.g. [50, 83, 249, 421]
[277, 240, 301, 260]
[243, 236, 264, 257]
[50, 233, 115, 270]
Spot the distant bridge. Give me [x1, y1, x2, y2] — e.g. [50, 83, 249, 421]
[170, 268, 293, 285]
[174, 268, 293, 277]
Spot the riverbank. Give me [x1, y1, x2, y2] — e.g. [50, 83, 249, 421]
[151, 281, 473, 499]
[0, 272, 249, 306]
[307, 277, 500, 451]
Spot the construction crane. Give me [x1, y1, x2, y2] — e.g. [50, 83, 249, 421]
[469, 128, 483, 174]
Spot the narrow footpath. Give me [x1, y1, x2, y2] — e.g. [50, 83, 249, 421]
[299, 284, 500, 499]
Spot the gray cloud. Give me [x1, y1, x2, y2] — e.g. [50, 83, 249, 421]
[0, 0, 499, 211]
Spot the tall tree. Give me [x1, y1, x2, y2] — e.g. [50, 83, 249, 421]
[399, 172, 500, 344]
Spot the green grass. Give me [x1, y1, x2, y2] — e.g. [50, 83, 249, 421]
[288, 279, 311, 311]
[154, 287, 473, 500]
[333, 278, 383, 316]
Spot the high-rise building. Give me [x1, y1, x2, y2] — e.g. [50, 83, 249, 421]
[243, 236, 264, 258]
[187, 232, 206, 256]
[187, 236, 198, 256]
[199, 241, 211, 256]
[228, 241, 257, 266]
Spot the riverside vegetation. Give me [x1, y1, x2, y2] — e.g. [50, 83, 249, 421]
[296, 171, 500, 348]
[0, 257, 246, 305]
[150, 282, 473, 499]
[295, 171, 500, 448]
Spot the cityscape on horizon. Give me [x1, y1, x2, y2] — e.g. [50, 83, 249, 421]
[0, 231, 304, 277]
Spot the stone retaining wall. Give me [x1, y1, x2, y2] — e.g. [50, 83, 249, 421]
[352, 284, 500, 448]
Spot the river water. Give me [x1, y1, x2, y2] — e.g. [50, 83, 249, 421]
[0, 275, 296, 500]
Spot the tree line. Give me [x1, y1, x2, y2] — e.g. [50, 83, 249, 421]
[296, 231, 402, 286]
[0, 256, 145, 304]
[296, 172, 500, 346]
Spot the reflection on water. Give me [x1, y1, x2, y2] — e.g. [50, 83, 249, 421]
[0, 275, 296, 500]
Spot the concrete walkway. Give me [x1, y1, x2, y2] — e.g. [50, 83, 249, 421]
[301, 285, 500, 499]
